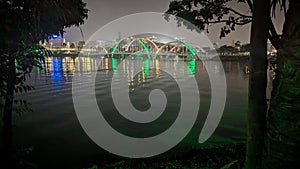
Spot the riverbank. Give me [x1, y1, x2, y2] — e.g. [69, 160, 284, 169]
[89, 143, 246, 169]
[209, 55, 249, 61]
[2, 142, 246, 169]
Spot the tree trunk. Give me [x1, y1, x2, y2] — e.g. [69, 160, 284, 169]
[4, 61, 14, 130]
[245, 0, 270, 168]
[264, 0, 300, 168]
[2, 55, 16, 169]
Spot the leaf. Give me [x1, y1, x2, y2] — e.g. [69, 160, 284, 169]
[87, 165, 98, 169]
[221, 160, 238, 169]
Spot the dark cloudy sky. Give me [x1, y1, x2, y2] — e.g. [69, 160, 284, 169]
[65, 0, 285, 46]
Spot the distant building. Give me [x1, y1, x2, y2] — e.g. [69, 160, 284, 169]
[76, 41, 85, 49]
[48, 34, 65, 47]
[41, 34, 66, 48]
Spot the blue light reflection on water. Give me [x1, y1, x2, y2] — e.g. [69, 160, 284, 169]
[50, 57, 63, 93]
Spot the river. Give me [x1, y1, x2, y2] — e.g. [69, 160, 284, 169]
[12, 56, 249, 168]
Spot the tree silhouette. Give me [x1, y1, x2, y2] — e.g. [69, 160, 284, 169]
[166, 0, 300, 168]
[0, 1, 88, 168]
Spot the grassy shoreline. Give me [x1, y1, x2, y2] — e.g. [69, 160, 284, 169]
[86, 143, 246, 169]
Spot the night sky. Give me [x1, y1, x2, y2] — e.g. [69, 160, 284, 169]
[65, 0, 285, 46]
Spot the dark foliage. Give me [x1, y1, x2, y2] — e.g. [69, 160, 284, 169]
[0, 0, 88, 45]
[0, 0, 88, 123]
[95, 143, 246, 169]
[165, 0, 252, 38]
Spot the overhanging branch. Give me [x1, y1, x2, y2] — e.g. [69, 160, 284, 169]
[204, 0, 252, 18]
[226, 8, 252, 18]
[200, 18, 252, 25]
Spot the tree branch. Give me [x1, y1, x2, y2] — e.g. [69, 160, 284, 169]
[246, 0, 253, 13]
[201, 19, 252, 25]
[268, 18, 281, 49]
[226, 8, 252, 18]
[203, 0, 252, 18]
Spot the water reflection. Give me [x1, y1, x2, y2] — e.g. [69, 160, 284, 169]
[41, 56, 249, 93]
[16, 56, 249, 162]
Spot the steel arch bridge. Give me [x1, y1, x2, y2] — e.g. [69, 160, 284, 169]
[86, 37, 207, 59]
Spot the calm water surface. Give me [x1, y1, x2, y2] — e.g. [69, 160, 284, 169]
[13, 56, 249, 168]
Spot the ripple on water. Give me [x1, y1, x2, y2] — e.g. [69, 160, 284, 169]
[13, 57, 249, 168]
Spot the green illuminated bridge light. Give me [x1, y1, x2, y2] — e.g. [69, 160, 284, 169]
[104, 36, 203, 59]
[111, 37, 150, 56]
